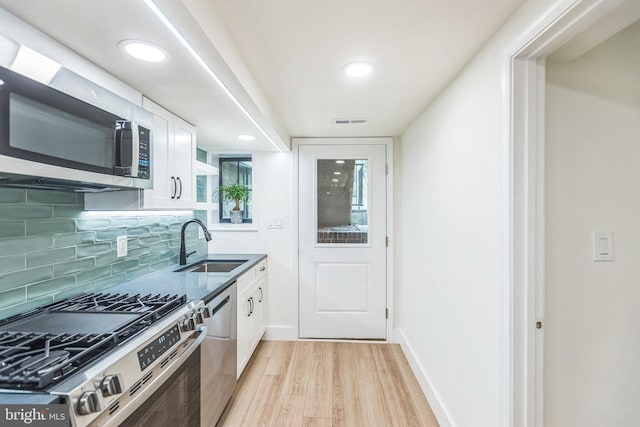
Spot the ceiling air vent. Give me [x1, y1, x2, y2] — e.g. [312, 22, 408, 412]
[334, 118, 367, 125]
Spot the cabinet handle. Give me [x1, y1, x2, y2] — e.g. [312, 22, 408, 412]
[170, 176, 177, 199]
[258, 287, 263, 303]
[176, 177, 183, 199]
[259, 266, 266, 272]
[247, 297, 253, 317]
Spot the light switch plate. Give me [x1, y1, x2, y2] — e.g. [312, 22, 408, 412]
[267, 216, 284, 229]
[592, 230, 613, 262]
[117, 236, 128, 258]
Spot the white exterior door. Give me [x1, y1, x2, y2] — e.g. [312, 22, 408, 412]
[298, 141, 388, 339]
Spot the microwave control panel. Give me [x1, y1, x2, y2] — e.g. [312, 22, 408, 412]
[137, 125, 150, 179]
[115, 121, 151, 179]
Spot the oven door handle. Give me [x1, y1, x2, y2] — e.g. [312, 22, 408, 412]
[101, 326, 207, 427]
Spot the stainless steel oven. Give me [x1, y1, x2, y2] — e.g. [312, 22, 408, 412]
[119, 345, 201, 427]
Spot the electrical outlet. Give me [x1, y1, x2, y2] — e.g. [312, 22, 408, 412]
[117, 236, 128, 257]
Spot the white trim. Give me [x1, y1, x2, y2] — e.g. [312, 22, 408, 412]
[264, 325, 297, 341]
[504, 0, 626, 425]
[293, 137, 394, 340]
[394, 328, 454, 427]
[292, 139, 301, 339]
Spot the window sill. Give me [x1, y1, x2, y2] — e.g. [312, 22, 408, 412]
[209, 222, 258, 232]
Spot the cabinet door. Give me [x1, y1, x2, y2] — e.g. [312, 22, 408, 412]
[253, 278, 266, 343]
[237, 289, 254, 378]
[172, 117, 195, 209]
[141, 98, 175, 209]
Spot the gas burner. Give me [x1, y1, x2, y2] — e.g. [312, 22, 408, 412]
[20, 350, 70, 375]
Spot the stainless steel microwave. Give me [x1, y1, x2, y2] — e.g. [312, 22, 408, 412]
[0, 66, 152, 192]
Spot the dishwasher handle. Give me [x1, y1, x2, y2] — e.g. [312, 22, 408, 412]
[211, 295, 231, 317]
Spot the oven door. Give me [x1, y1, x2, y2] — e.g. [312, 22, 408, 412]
[95, 327, 205, 427]
[119, 347, 201, 427]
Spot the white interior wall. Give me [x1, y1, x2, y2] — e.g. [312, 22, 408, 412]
[544, 81, 640, 426]
[207, 151, 297, 340]
[394, 0, 559, 425]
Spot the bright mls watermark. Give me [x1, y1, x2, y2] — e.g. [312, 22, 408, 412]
[1, 405, 68, 426]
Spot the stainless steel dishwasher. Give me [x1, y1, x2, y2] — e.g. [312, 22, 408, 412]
[201, 282, 237, 426]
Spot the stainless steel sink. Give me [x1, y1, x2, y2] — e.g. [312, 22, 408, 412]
[175, 259, 248, 273]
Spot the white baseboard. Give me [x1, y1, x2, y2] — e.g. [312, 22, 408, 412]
[264, 325, 297, 341]
[393, 328, 455, 427]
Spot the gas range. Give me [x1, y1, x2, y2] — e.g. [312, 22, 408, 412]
[0, 292, 208, 427]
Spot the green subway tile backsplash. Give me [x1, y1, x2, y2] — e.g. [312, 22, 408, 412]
[53, 205, 84, 218]
[0, 287, 26, 308]
[0, 221, 26, 239]
[76, 219, 112, 231]
[0, 205, 53, 220]
[26, 220, 75, 235]
[0, 255, 26, 275]
[0, 266, 53, 293]
[27, 189, 77, 205]
[27, 276, 76, 300]
[76, 266, 112, 285]
[0, 235, 54, 257]
[0, 188, 26, 204]
[54, 232, 96, 248]
[76, 243, 112, 258]
[27, 247, 76, 268]
[0, 188, 206, 319]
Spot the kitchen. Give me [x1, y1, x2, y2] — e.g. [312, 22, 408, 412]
[0, 0, 638, 426]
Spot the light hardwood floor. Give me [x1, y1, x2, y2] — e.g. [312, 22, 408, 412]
[218, 341, 439, 427]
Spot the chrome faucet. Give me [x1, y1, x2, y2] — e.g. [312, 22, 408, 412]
[179, 219, 212, 265]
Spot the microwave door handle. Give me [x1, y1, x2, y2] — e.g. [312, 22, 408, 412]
[130, 122, 140, 178]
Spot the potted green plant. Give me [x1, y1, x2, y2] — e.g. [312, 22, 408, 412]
[218, 183, 250, 224]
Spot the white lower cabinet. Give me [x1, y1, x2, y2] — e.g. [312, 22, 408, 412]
[237, 259, 267, 377]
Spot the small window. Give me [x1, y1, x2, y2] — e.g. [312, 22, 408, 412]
[218, 157, 252, 223]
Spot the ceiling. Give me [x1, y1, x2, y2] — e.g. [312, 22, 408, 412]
[0, 0, 525, 151]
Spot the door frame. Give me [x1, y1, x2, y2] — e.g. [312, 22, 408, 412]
[293, 137, 394, 341]
[504, 0, 627, 425]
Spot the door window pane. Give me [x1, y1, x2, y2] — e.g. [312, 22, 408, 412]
[317, 159, 368, 244]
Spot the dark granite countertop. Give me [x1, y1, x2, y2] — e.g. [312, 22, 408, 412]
[108, 253, 267, 303]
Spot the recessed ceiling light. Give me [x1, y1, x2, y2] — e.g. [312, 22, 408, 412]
[334, 171, 341, 175]
[342, 61, 374, 77]
[332, 178, 339, 182]
[336, 160, 345, 164]
[238, 134, 256, 141]
[119, 40, 168, 63]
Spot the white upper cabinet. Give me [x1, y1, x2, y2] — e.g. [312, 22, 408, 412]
[85, 98, 196, 211]
[140, 97, 195, 209]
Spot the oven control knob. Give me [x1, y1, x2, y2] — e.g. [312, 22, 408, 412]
[195, 309, 205, 324]
[202, 307, 211, 319]
[181, 316, 196, 331]
[101, 373, 124, 396]
[77, 390, 105, 415]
